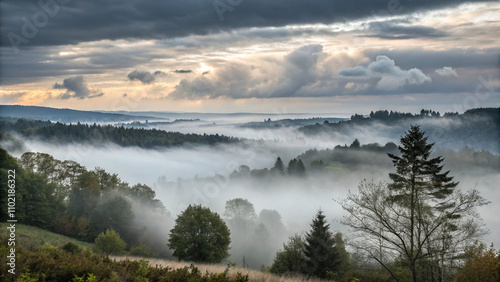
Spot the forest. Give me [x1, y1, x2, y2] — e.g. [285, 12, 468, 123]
[0, 118, 238, 149]
[1, 120, 499, 281]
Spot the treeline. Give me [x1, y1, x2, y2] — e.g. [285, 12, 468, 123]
[299, 108, 500, 154]
[0, 147, 170, 257]
[226, 139, 499, 181]
[0, 118, 238, 148]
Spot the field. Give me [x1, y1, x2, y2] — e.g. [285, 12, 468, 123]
[112, 256, 329, 282]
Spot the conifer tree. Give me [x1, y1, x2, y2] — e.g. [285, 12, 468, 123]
[273, 157, 285, 175]
[304, 210, 339, 279]
[387, 125, 458, 281]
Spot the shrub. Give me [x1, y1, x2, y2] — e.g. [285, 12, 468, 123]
[94, 229, 126, 255]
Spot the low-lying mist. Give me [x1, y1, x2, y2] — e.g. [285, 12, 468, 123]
[5, 116, 499, 269]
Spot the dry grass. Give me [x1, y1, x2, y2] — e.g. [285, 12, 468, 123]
[111, 256, 328, 282]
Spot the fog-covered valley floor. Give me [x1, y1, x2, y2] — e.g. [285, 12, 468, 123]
[6, 112, 499, 269]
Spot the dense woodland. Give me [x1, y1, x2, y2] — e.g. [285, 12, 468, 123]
[299, 108, 500, 154]
[0, 118, 238, 148]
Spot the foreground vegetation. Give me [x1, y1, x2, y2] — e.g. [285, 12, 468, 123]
[0, 222, 92, 251]
[0, 239, 250, 282]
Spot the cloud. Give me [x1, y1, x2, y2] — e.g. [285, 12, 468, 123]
[364, 21, 448, 40]
[174, 70, 192, 74]
[127, 70, 167, 84]
[53, 76, 103, 99]
[339, 55, 431, 91]
[435, 67, 458, 77]
[0, 0, 493, 47]
[0, 91, 27, 103]
[168, 44, 326, 100]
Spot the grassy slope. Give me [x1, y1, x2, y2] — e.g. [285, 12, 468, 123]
[0, 222, 93, 250]
[0, 224, 326, 281]
[112, 256, 329, 282]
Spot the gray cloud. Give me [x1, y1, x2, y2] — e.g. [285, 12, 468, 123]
[53, 76, 103, 99]
[363, 21, 448, 40]
[169, 45, 485, 99]
[173, 69, 193, 74]
[1, 0, 494, 49]
[339, 55, 431, 91]
[169, 44, 326, 99]
[0, 91, 28, 103]
[127, 70, 167, 84]
[435, 67, 459, 77]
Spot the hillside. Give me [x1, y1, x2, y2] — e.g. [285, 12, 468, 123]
[299, 108, 500, 154]
[0, 118, 239, 148]
[0, 222, 93, 250]
[0, 105, 164, 123]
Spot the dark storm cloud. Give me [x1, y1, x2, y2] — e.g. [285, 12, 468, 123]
[127, 70, 167, 84]
[53, 76, 103, 99]
[1, 0, 494, 48]
[363, 21, 448, 39]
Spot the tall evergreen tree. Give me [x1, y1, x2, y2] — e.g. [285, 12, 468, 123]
[273, 157, 285, 175]
[304, 210, 340, 279]
[387, 125, 459, 282]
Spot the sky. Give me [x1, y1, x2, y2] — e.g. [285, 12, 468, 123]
[1, 0, 499, 114]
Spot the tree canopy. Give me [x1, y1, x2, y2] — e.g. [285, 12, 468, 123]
[168, 205, 231, 263]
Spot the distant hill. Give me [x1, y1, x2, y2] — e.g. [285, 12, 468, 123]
[241, 117, 347, 128]
[299, 108, 500, 154]
[0, 105, 164, 123]
[0, 118, 239, 148]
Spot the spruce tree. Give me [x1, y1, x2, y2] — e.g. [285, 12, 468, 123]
[387, 125, 459, 281]
[303, 210, 339, 279]
[296, 159, 306, 177]
[273, 157, 285, 175]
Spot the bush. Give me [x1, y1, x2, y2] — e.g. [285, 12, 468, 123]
[94, 229, 126, 255]
[62, 242, 82, 254]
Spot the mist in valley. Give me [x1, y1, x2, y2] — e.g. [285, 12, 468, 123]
[3, 114, 499, 270]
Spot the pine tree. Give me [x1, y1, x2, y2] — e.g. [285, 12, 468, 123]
[387, 125, 459, 281]
[287, 159, 297, 175]
[273, 157, 285, 175]
[303, 210, 339, 279]
[296, 159, 306, 177]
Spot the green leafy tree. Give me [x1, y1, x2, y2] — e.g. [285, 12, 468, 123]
[224, 198, 256, 220]
[270, 234, 307, 275]
[94, 229, 127, 255]
[304, 210, 340, 279]
[168, 205, 230, 263]
[68, 171, 101, 219]
[90, 194, 136, 245]
[454, 242, 500, 281]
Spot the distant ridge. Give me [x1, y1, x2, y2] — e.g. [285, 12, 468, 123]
[0, 105, 164, 123]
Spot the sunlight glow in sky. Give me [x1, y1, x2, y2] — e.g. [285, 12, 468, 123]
[1, 1, 499, 114]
